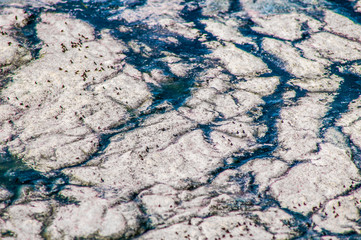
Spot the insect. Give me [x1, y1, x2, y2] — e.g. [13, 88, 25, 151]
[61, 43, 68, 53]
[81, 71, 88, 81]
[81, 34, 89, 40]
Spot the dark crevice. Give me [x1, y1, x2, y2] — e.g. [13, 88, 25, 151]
[0, 149, 68, 206]
[326, 0, 361, 24]
[321, 63, 361, 135]
[350, 142, 361, 171]
[198, 123, 214, 144]
[229, 0, 242, 13]
[17, 8, 42, 59]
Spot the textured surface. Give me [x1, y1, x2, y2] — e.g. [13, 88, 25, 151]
[1, 0, 361, 239]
